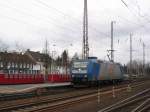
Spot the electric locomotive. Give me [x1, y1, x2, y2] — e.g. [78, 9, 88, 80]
[71, 57, 124, 85]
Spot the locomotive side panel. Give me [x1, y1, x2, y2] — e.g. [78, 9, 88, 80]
[98, 63, 109, 80]
[87, 62, 100, 81]
[98, 63, 123, 80]
[113, 64, 123, 79]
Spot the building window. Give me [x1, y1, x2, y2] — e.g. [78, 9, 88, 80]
[20, 63, 22, 68]
[7, 62, 10, 69]
[14, 63, 16, 68]
[27, 64, 29, 68]
[1, 62, 3, 67]
[12, 62, 14, 67]
[23, 63, 26, 68]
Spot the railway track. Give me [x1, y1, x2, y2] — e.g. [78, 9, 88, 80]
[0, 77, 145, 102]
[131, 98, 150, 112]
[0, 77, 146, 102]
[1, 79, 149, 112]
[0, 85, 73, 102]
[99, 88, 150, 112]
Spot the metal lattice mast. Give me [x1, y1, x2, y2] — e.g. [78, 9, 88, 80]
[82, 0, 89, 59]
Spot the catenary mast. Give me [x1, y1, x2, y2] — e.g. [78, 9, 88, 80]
[130, 33, 132, 76]
[82, 0, 89, 59]
[110, 21, 115, 62]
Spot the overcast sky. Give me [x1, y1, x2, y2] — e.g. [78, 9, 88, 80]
[0, 0, 150, 64]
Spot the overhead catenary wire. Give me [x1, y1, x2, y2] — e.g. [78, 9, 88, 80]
[33, 0, 109, 37]
[120, 0, 150, 25]
[127, 0, 150, 23]
[117, 15, 148, 31]
[0, 1, 88, 43]
[0, 0, 109, 40]
[0, 13, 82, 45]
[0, 1, 81, 34]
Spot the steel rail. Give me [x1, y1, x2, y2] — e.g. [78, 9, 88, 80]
[14, 81, 149, 112]
[0, 79, 148, 112]
[131, 98, 150, 112]
[99, 88, 150, 112]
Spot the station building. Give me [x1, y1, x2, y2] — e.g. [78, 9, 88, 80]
[0, 50, 52, 75]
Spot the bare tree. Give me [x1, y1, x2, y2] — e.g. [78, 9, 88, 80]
[61, 50, 68, 74]
[15, 41, 26, 53]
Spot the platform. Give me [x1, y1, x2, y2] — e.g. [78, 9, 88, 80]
[0, 82, 71, 94]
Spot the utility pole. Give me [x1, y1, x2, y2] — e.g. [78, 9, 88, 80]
[143, 42, 145, 75]
[126, 33, 133, 92]
[130, 33, 133, 76]
[82, 0, 89, 59]
[110, 21, 115, 62]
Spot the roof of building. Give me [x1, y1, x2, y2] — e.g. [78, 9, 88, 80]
[25, 49, 51, 62]
[0, 52, 36, 64]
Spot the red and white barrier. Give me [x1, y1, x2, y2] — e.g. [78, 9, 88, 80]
[0, 73, 71, 84]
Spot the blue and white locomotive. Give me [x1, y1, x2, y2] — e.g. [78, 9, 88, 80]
[71, 57, 124, 85]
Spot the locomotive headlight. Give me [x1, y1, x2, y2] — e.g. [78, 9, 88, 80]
[84, 75, 87, 78]
[78, 68, 81, 71]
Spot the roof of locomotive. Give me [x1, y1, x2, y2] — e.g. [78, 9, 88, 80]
[72, 58, 121, 66]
